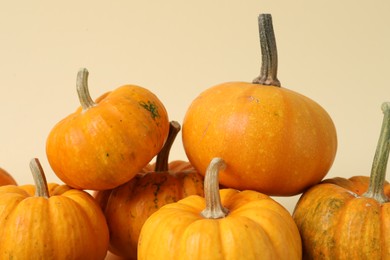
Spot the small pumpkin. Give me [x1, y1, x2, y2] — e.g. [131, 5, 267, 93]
[293, 102, 390, 259]
[46, 68, 170, 190]
[182, 13, 337, 196]
[138, 157, 302, 260]
[95, 121, 204, 259]
[0, 158, 109, 259]
[0, 168, 17, 186]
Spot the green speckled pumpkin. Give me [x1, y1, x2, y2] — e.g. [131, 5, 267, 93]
[293, 102, 390, 259]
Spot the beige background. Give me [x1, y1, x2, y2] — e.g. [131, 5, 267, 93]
[1, 1, 389, 213]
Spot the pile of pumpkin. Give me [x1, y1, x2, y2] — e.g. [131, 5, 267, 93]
[1, 14, 389, 260]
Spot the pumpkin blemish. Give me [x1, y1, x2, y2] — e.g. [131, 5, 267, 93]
[139, 100, 160, 120]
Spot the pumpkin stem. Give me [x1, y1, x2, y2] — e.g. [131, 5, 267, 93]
[252, 13, 281, 87]
[154, 121, 181, 172]
[201, 158, 229, 219]
[77, 68, 97, 111]
[362, 102, 390, 203]
[29, 158, 50, 198]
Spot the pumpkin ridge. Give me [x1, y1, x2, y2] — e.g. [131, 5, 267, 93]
[234, 200, 300, 259]
[49, 194, 107, 258]
[222, 215, 279, 258]
[335, 197, 382, 258]
[380, 203, 390, 258]
[0, 193, 26, 241]
[0, 197, 51, 256]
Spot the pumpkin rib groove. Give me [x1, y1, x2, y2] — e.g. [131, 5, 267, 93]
[222, 215, 277, 259]
[235, 204, 298, 259]
[337, 197, 382, 258]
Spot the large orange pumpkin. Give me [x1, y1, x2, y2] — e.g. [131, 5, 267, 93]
[95, 121, 204, 259]
[46, 68, 170, 190]
[182, 14, 337, 196]
[138, 157, 302, 259]
[0, 158, 109, 259]
[0, 168, 17, 186]
[293, 102, 390, 259]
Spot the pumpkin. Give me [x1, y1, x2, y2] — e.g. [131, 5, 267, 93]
[138, 157, 302, 260]
[0, 158, 109, 259]
[0, 168, 17, 186]
[46, 68, 170, 190]
[95, 121, 204, 259]
[293, 102, 390, 259]
[182, 13, 337, 196]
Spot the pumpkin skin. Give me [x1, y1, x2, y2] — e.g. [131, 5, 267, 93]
[0, 159, 109, 259]
[46, 68, 170, 190]
[293, 176, 390, 259]
[183, 83, 337, 196]
[293, 102, 390, 259]
[95, 121, 204, 259]
[182, 14, 337, 196]
[138, 158, 302, 260]
[0, 168, 17, 186]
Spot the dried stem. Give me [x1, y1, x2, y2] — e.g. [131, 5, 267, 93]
[252, 13, 281, 87]
[77, 68, 96, 111]
[30, 158, 50, 198]
[201, 158, 229, 219]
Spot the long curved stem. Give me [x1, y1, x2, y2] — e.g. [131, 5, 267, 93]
[77, 68, 96, 111]
[201, 158, 229, 219]
[30, 158, 50, 198]
[362, 102, 390, 203]
[252, 13, 281, 87]
[154, 121, 181, 172]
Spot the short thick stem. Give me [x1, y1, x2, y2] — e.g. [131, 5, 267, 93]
[201, 158, 229, 219]
[30, 158, 50, 198]
[362, 102, 390, 203]
[77, 68, 96, 111]
[154, 121, 181, 172]
[252, 13, 281, 87]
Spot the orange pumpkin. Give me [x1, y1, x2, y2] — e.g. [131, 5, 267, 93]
[0, 168, 17, 186]
[138, 157, 302, 259]
[95, 121, 204, 259]
[182, 14, 337, 196]
[293, 102, 390, 259]
[46, 68, 170, 190]
[0, 158, 109, 259]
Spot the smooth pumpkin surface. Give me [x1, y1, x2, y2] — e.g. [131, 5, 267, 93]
[182, 14, 337, 196]
[183, 82, 337, 195]
[95, 121, 204, 259]
[138, 157, 302, 260]
[0, 168, 17, 186]
[293, 102, 390, 259]
[46, 68, 170, 190]
[0, 159, 109, 259]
